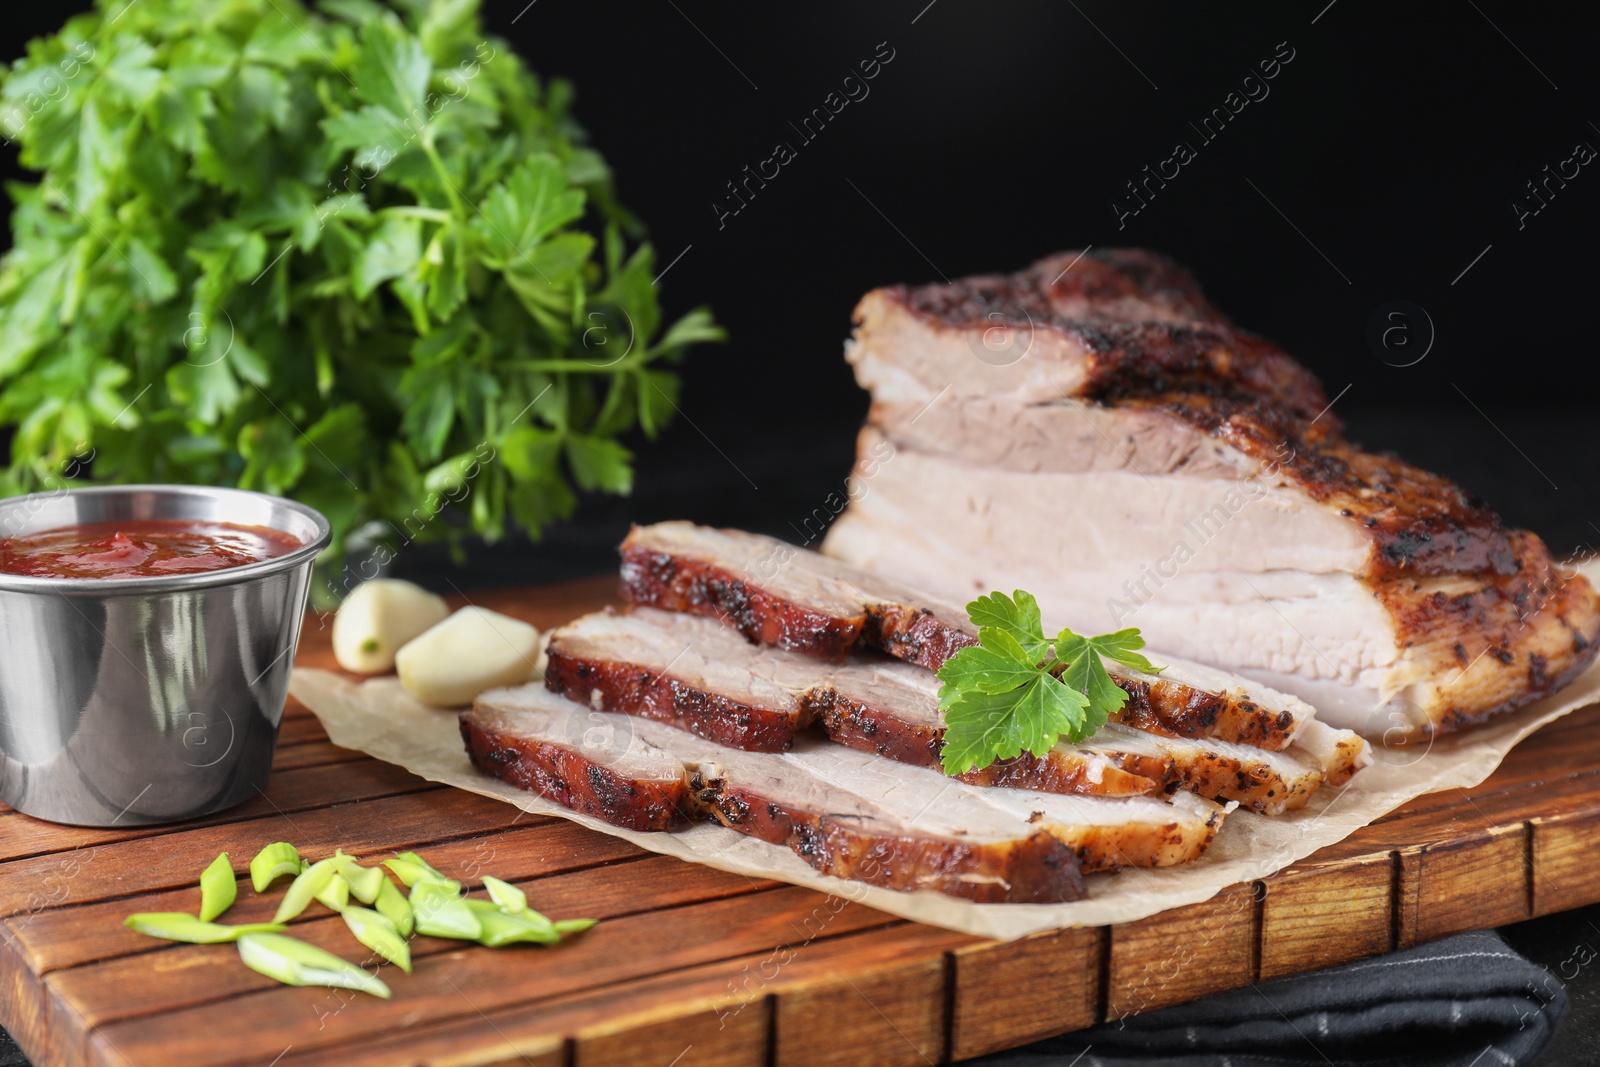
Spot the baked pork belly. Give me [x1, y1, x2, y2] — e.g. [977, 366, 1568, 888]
[823, 249, 1600, 737]
[464, 690, 1082, 901]
[462, 697, 691, 832]
[468, 685, 1225, 894]
[543, 603, 816, 753]
[546, 606, 1348, 814]
[621, 520, 976, 670]
[621, 522, 1338, 754]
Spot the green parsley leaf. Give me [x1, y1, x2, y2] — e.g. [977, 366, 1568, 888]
[351, 15, 432, 121]
[935, 590, 1159, 775]
[965, 590, 1050, 661]
[0, 0, 723, 602]
[1071, 628, 1163, 674]
[940, 677, 1088, 776]
[935, 627, 1041, 696]
[1052, 634, 1127, 736]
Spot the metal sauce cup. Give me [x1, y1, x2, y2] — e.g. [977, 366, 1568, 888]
[0, 486, 330, 826]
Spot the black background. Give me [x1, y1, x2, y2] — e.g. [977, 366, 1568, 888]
[3, 0, 1598, 580]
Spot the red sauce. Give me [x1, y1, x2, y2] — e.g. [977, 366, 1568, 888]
[0, 520, 303, 579]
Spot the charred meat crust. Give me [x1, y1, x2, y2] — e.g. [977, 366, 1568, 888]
[1064, 806, 1227, 874]
[700, 778, 1087, 903]
[1039, 248, 1230, 323]
[960, 753, 1160, 798]
[543, 645, 805, 753]
[1160, 749, 1316, 815]
[622, 535, 977, 669]
[858, 602, 979, 672]
[1380, 533, 1600, 736]
[800, 682, 943, 766]
[1109, 675, 1299, 752]
[459, 716, 691, 832]
[889, 248, 1231, 331]
[620, 545, 861, 660]
[1212, 410, 1516, 579]
[873, 250, 1521, 580]
[803, 685, 1168, 798]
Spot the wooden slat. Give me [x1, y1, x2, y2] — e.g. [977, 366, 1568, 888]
[774, 952, 945, 1067]
[0, 759, 433, 861]
[1397, 822, 1530, 947]
[949, 927, 1101, 1060]
[7, 825, 670, 978]
[268, 740, 366, 771]
[1107, 882, 1257, 1018]
[88, 887, 900, 1067]
[46, 856, 773, 1043]
[274, 924, 975, 1067]
[1258, 853, 1393, 980]
[573, 997, 767, 1067]
[1, 577, 1599, 1067]
[1530, 807, 1600, 916]
[0, 790, 522, 919]
[276, 716, 330, 746]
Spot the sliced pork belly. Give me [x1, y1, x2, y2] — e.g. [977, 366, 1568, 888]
[547, 607, 1345, 813]
[543, 604, 816, 752]
[830, 421, 1599, 736]
[812, 655, 1326, 814]
[465, 686, 1089, 902]
[621, 520, 976, 669]
[546, 607, 1165, 797]
[801, 657, 1170, 799]
[620, 521, 1339, 757]
[469, 685, 1224, 888]
[784, 739, 1227, 872]
[462, 698, 691, 831]
[825, 249, 1600, 737]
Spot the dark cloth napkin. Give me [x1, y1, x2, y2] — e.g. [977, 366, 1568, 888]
[0, 1030, 24, 1067]
[978, 930, 1566, 1067]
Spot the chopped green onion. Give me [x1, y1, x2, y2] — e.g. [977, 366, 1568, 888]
[474, 899, 556, 936]
[314, 872, 350, 912]
[236, 933, 391, 999]
[409, 881, 481, 940]
[374, 878, 414, 938]
[273, 858, 339, 923]
[481, 875, 526, 914]
[249, 842, 302, 893]
[125, 913, 285, 944]
[334, 855, 387, 905]
[198, 853, 236, 922]
[466, 901, 559, 947]
[126, 843, 597, 1001]
[341, 907, 411, 973]
[383, 851, 460, 893]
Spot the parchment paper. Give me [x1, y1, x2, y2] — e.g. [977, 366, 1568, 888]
[287, 562, 1600, 942]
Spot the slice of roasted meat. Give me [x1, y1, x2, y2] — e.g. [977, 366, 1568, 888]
[545, 606, 1359, 814]
[469, 684, 1228, 894]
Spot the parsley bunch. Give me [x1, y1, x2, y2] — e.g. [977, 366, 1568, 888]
[936, 591, 1161, 775]
[0, 0, 721, 581]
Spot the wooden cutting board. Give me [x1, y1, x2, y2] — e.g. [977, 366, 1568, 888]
[2, 575, 1597, 1067]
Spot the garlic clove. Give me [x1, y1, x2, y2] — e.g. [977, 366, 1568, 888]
[395, 606, 541, 707]
[332, 579, 450, 674]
